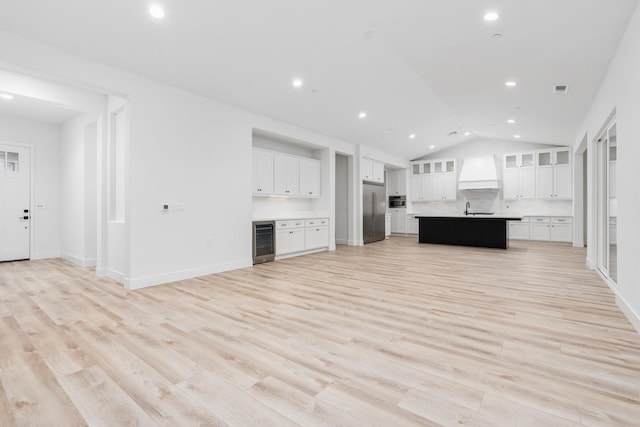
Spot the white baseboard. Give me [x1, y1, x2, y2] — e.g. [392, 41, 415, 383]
[124, 258, 253, 290]
[96, 267, 126, 285]
[573, 241, 585, 247]
[335, 238, 348, 245]
[30, 251, 60, 260]
[62, 253, 96, 268]
[616, 295, 640, 335]
[275, 248, 326, 261]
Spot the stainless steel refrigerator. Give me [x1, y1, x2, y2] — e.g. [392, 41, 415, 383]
[363, 182, 386, 243]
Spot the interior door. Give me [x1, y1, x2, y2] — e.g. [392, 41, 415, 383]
[0, 145, 31, 261]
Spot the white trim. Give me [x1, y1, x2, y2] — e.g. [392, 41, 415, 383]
[335, 238, 348, 245]
[123, 258, 253, 290]
[595, 269, 640, 335]
[96, 267, 126, 284]
[30, 251, 60, 260]
[61, 253, 96, 267]
[573, 241, 585, 247]
[275, 248, 327, 261]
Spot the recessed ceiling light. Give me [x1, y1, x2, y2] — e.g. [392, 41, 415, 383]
[464, 131, 471, 136]
[0, 93, 14, 100]
[505, 81, 517, 87]
[507, 119, 516, 124]
[492, 33, 503, 38]
[149, 5, 165, 19]
[358, 112, 367, 119]
[292, 79, 303, 88]
[514, 135, 521, 139]
[429, 145, 435, 150]
[484, 12, 499, 21]
[409, 134, 416, 139]
[363, 30, 374, 39]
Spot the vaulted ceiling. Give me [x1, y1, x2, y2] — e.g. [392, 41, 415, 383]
[0, 0, 637, 158]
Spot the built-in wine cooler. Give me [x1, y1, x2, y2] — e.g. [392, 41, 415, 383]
[252, 221, 275, 264]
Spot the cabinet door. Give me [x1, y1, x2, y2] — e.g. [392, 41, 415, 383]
[550, 224, 572, 242]
[362, 158, 374, 181]
[373, 161, 385, 183]
[252, 150, 274, 195]
[395, 212, 407, 233]
[537, 150, 553, 168]
[509, 222, 530, 240]
[299, 158, 321, 197]
[276, 228, 305, 255]
[530, 224, 551, 241]
[535, 167, 554, 199]
[305, 226, 328, 249]
[407, 218, 419, 234]
[432, 174, 445, 200]
[503, 169, 519, 200]
[504, 154, 519, 169]
[274, 155, 300, 196]
[422, 174, 434, 200]
[521, 153, 535, 168]
[411, 163, 422, 175]
[387, 171, 398, 195]
[442, 173, 457, 200]
[554, 165, 572, 199]
[519, 167, 536, 199]
[411, 175, 423, 201]
[554, 148, 571, 166]
[397, 170, 406, 195]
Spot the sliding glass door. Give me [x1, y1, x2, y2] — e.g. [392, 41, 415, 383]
[596, 120, 617, 284]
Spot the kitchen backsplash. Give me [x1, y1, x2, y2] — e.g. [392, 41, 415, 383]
[409, 190, 573, 216]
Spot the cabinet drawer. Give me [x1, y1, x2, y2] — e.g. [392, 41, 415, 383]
[551, 217, 573, 224]
[519, 217, 530, 223]
[277, 220, 304, 229]
[530, 217, 550, 223]
[305, 218, 329, 227]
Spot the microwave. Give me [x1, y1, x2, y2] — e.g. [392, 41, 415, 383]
[389, 195, 406, 208]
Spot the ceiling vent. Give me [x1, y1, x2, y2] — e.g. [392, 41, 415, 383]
[553, 85, 569, 94]
[447, 130, 458, 136]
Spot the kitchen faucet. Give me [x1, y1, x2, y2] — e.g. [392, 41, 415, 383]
[465, 201, 471, 216]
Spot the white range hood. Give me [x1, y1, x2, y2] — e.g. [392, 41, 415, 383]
[458, 157, 500, 190]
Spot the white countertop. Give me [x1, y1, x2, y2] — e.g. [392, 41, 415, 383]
[252, 213, 329, 221]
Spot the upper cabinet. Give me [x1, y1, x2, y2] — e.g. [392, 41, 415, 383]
[253, 148, 320, 198]
[362, 158, 384, 183]
[410, 158, 456, 202]
[503, 147, 572, 201]
[253, 149, 274, 195]
[535, 147, 572, 199]
[503, 152, 535, 200]
[387, 169, 407, 196]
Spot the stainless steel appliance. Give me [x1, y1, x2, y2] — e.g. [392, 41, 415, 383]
[252, 221, 275, 264]
[389, 195, 406, 208]
[363, 182, 386, 243]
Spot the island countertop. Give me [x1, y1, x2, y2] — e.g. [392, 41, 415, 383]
[415, 214, 522, 220]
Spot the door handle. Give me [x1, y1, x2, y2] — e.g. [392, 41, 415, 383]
[19, 216, 29, 220]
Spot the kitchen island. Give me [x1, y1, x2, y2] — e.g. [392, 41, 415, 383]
[416, 215, 522, 249]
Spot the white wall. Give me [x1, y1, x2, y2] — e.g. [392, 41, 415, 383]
[335, 154, 349, 244]
[60, 112, 98, 266]
[573, 3, 640, 331]
[0, 116, 61, 259]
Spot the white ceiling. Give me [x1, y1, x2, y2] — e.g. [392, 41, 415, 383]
[0, 94, 79, 125]
[0, 0, 637, 159]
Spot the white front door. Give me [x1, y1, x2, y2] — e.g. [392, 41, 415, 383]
[0, 145, 31, 261]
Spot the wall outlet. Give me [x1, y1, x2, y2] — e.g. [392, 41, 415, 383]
[161, 204, 170, 212]
[36, 203, 46, 209]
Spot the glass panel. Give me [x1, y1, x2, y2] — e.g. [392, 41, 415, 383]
[255, 224, 274, 256]
[7, 152, 19, 173]
[609, 145, 617, 161]
[538, 151, 552, 166]
[434, 161, 443, 173]
[423, 162, 431, 174]
[521, 153, 534, 167]
[556, 150, 569, 165]
[0, 151, 5, 172]
[412, 163, 421, 174]
[505, 155, 517, 168]
[608, 124, 617, 283]
[445, 160, 454, 173]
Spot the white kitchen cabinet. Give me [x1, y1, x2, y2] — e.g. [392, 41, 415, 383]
[274, 154, 300, 196]
[509, 217, 530, 240]
[276, 220, 305, 255]
[503, 152, 535, 200]
[550, 217, 573, 242]
[433, 173, 457, 200]
[535, 148, 572, 199]
[305, 226, 329, 250]
[407, 214, 419, 235]
[410, 162, 433, 202]
[362, 158, 384, 183]
[411, 174, 423, 202]
[410, 159, 455, 201]
[387, 169, 407, 196]
[385, 214, 391, 237]
[530, 217, 551, 241]
[252, 149, 274, 195]
[299, 158, 321, 198]
[390, 209, 407, 233]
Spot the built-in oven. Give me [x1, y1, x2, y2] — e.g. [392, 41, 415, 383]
[252, 221, 275, 264]
[389, 195, 406, 208]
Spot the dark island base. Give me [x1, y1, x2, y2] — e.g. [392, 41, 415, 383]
[418, 217, 519, 249]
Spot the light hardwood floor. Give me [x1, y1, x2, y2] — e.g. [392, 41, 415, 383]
[1, 237, 639, 426]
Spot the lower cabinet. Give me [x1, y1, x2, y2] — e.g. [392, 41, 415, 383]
[276, 218, 329, 257]
[407, 215, 419, 234]
[390, 209, 407, 234]
[510, 216, 572, 243]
